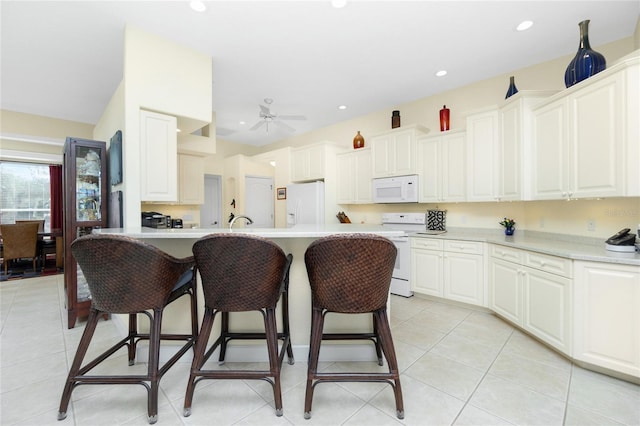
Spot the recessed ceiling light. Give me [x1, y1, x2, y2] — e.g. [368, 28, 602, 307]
[338, 105, 347, 110]
[189, 1, 206, 12]
[435, 70, 447, 77]
[239, 121, 246, 125]
[331, 0, 347, 9]
[517, 20, 533, 31]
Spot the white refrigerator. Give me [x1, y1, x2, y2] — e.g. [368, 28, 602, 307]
[286, 181, 325, 227]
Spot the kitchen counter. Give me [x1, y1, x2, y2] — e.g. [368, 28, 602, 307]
[94, 224, 405, 363]
[411, 228, 640, 266]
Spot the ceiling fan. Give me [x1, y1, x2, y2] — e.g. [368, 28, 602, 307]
[249, 98, 306, 132]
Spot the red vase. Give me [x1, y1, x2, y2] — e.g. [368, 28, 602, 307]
[439, 105, 450, 131]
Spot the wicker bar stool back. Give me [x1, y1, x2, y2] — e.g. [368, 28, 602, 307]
[184, 233, 292, 417]
[57, 234, 198, 424]
[303, 234, 404, 420]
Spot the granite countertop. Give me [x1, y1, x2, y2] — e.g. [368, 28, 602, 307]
[94, 224, 405, 239]
[410, 228, 640, 266]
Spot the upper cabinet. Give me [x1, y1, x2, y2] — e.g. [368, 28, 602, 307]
[178, 154, 204, 204]
[336, 148, 372, 204]
[140, 110, 178, 202]
[466, 108, 500, 202]
[291, 144, 326, 182]
[370, 125, 427, 178]
[417, 130, 466, 203]
[500, 91, 557, 201]
[531, 54, 639, 199]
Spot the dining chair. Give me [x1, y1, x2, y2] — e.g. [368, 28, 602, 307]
[15, 219, 54, 270]
[0, 222, 40, 275]
[303, 234, 404, 420]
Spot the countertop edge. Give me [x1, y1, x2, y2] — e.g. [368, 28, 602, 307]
[411, 229, 640, 266]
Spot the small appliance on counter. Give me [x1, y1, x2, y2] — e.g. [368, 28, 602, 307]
[171, 219, 183, 228]
[422, 209, 447, 234]
[141, 211, 168, 228]
[605, 228, 637, 253]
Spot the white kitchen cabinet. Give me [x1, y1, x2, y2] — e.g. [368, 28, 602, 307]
[490, 244, 572, 354]
[370, 125, 427, 178]
[417, 130, 466, 203]
[531, 55, 639, 199]
[573, 261, 640, 379]
[291, 144, 325, 182]
[466, 108, 499, 202]
[500, 91, 556, 201]
[140, 110, 178, 202]
[178, 154, 204, 204]
[411, 238, 485, 307]
[336, 148, 372, 204]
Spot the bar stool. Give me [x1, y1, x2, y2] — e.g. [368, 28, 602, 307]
[303, 234, 404, 420]
[184, 234, 292, 417]
[57, 234, 198, 424]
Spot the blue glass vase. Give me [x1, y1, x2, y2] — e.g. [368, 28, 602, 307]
[505, 76, 518, 99]
[505, 227, 515, 236]
[564, 20, 606, 88]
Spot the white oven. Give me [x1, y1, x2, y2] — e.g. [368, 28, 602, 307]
[381, 213, 427, 297]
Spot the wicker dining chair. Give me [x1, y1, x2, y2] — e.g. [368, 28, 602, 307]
[184, 233, 292, 417]
[303, 234, 404, 420]
[57, 234, 198, 424]
[0, 222, 40, 275]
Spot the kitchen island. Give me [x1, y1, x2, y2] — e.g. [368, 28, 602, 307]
[94, 224, 405, 362]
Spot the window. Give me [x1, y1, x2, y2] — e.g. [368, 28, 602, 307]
[0, 161, 51, 231]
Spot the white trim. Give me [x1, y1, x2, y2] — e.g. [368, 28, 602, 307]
[0, 132, 65, 146]
[0, 149, 62, 164]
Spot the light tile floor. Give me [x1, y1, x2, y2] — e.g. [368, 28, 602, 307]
[1, 275, 639, 425]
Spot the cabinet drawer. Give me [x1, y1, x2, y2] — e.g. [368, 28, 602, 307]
[525, 252, 572, 278]
[411, 237, 443, 251]
[444, 240, 483, 255]
[491, 245, 523, 263]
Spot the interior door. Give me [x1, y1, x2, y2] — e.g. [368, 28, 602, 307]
[245, 176, 274, 228]
[200, 174, 222, 228]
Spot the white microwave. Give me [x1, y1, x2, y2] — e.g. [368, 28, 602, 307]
[372, 175, 419, 203]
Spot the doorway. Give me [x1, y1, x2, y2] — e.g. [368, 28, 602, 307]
[244, 176, 274, 228]
[200, 174, 222, 228]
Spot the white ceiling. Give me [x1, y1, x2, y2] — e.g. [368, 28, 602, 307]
[1, 1, 638, 146]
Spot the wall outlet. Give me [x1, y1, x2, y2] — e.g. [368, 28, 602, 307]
[588, 219, 596, 232]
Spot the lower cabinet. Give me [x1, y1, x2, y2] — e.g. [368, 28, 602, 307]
[489, 245, 572, 354]
[573, 261, 640, 379]
[411, 238, 485, 307]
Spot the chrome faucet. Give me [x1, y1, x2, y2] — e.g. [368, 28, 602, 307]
[229, 215, 253, 230]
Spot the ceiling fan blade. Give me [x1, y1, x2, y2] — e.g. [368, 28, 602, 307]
[249, 121, 266, 131]
[278, 115, 306, 121]
[259, 104, 270, 115]
[274, 120, 296, 132]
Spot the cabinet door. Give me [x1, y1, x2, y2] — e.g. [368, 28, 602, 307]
[417, 136, 441, 202]
[569, 73, 624, 198]
[523, 267, 572, 354]
[393, 130, 416, 176]
[444, 252, 484, 306]
[354, 149, 372, 203]
[291, 145, 325, 182]
[442, 132, 466, 201]
[179, 154, 204, 204]
[140, 110, 178, 202]
[489, 258, 523, 326]
[531, 100, 567, 199]
[466, 109, 499, 201]
[500, 101, 522, 200]
[411, 248, 443, 297]
[371, 134, 393, 177]
[573, 261, 640, 378]
[336, 153, 355, 203]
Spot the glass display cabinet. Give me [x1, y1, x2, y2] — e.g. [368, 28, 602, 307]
[63, 137, 108, 328]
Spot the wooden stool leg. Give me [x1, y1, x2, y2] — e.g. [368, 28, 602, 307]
[218, 311, 230, 364]
[374, 309, 404, 419]
[58, 308, 100, 420]
[146, 308, 163, 424]
[265, 307, 283, 416]
[304, 307, 325, 419]
[184, 308, 215, 417]
[127, 313, 137, 365]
